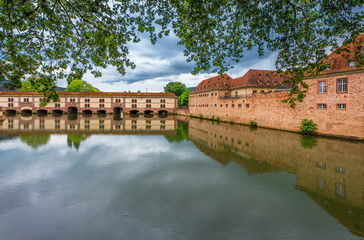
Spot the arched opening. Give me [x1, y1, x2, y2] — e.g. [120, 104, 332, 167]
[129, 110, 139, 118]
[82, 110, 93, 116]
[158, 110, 168, 115]
[5, 109, 16, 116]
[97, 110, 106, 114]
[37, 109, 48, 116]
[52, 109, 63, 116]
[67, 107, 78, 114]
[113, 107, 123, 114]
[21, 109, 32, 116]
[144, 110, 154, 118]
[97, 110, 107, 118]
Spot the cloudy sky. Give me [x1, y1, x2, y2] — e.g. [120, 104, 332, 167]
[58, 34, 277, 92]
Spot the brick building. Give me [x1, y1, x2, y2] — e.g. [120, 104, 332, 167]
[188, 37, 364, 140]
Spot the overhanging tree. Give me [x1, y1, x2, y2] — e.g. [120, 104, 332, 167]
[1, 0, 363, 106]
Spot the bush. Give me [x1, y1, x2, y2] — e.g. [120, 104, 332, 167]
[249, 120, 257, 127]
[300, 119, 317, 135]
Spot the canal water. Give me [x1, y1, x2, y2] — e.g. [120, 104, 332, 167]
[0, 114, 363, 240]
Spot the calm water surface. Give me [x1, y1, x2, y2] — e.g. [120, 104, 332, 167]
[0, 114, 363, 240]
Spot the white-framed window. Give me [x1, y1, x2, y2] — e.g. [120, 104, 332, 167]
[337, 79, 347, 92]
[337, 104, 346, 110]
[318, 81, 326, 93]
[318, 104, 326, 109]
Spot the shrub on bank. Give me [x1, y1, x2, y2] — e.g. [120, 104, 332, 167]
[300, 119, 317, 135]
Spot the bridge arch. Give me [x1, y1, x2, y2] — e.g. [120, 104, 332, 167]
[97, 110, 106, 114]
[113, 107, 123, 114]
[144, 110, 154, 115]
[37, 109, 48, 116]
[21, 109, 32, 115]
[52, 109, 63, 115]
[158, 110, 168, 115]
[82, 110, 93, 115]
[67, 107, 78, 114]
[5, 109, 16, 116]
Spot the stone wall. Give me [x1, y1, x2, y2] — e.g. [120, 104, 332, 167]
[188, 71, 364, 140]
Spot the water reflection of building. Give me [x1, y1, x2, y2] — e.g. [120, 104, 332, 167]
[0, 115, 177, 134]
[187, 118, 364, 237]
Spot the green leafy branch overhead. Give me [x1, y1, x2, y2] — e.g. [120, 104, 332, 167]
[0, 0, 363, 106]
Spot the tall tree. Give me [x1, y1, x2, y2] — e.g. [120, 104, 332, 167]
[65, 79, 99, 92]
[164, 82, 187, 97]
[179, 89, 191, 106]
[1, 1, 363, 106]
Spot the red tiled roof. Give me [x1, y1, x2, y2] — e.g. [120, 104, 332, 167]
[320, 34, 364, 75]
[190, 74, 233, 94]
[0, 91, 177, 97]
[231, 69, 290, 89]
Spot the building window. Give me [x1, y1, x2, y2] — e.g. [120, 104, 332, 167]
[161, 99, 166, 103]
[99, 104, 104, 108]
[318, 81, 326, 93]
[231, 104, 235, 108]
[337, 79, 347, 92]
[146, 99, 151, 103]
[267, 81, 270, 85]
[238, 104, 242, 108]
[224, 93, 229, 98]
[317, 162, 326, 169]
[235, 91, 238, 97]
[23, 98, 29, 102]
[8, 103, 13, 107]
[214, 104, 217, 107]
[337, 104, 346, 110]
[115, 99, 121, 103]
[318, 104, 326, 109]
[220, 104, 222, 107]
[335, 183, 346, 199]
[8, 98, 14, 102]
[259, 81, 262, 84]
[55, 103, 61, 108]
[69, 98, 76, 102]
[132, 104, 137, 108]
[246, 104, 250, 108]
[274, 81, 278, 85]
[85, 98, 90, 102]
[325, 64, 331, 70]
[336, 167, 345, 173]
[349, 61, 355, 67]
[160, 104, 165, 108]
[225, 104, 228, 108]
[260, 90, 264, 93]
[99, 98, 105, 103]
[132, 99, 137, 103]
[146, 104, 151, 108]
[252, 90, 257, 94]
[85, 103, 90, 108]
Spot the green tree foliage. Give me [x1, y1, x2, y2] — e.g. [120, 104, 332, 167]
[178, 88, 190, 106]
[165, 121, 189, 142]
[20, 135, 50, 149]
[65, 79, 99, 92]
[67, 134, 89, 150]
[19, 79, 36, 91]
[1, 1, 363, 106]
[164, 82, 187, 97]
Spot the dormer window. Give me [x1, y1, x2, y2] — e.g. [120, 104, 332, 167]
[267, 81, 270, 85]
[258, 73, 261, 76]
[274, 81, 278, 85]
[259, 81, 263, 84]
[349, 61, 355, 67]
[325, 64, 331, 70]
